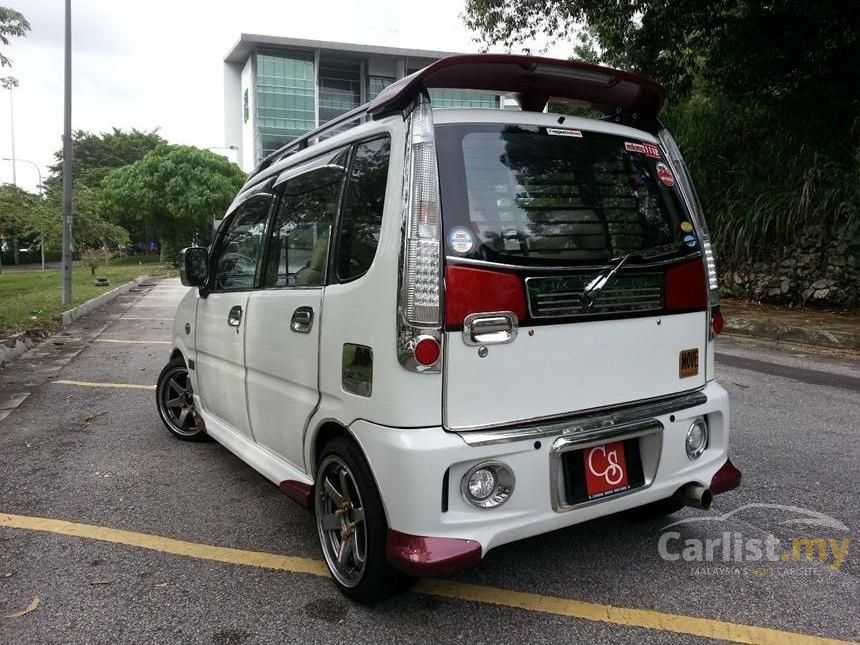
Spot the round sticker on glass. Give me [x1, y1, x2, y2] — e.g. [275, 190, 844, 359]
[447, 226, 474, 254]
[656, 162, 675, 187]
[683, 234, 697, 248]
[680, 221, 693, 233]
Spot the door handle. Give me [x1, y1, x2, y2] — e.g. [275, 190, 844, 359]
[462, 312, 518, 346]
[291, 306, 314, 333]
[227, 305, 243, 328]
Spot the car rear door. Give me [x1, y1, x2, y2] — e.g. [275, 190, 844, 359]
[436, 122, 708, 430]
[244, 147, 350, 472]
[195, 192, 272, 438]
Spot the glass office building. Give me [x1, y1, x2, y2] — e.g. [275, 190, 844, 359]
[225, 35, 504, 171]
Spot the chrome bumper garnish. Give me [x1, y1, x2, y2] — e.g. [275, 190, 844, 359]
[455, 389, 707, 446]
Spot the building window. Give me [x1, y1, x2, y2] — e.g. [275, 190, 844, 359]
[318, 56, 361, 128]
[255, 51, 316, 161]
[429, 89, 500, 109]
[367, 75, 395, 100]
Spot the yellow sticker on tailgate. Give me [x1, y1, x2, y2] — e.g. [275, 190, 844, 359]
[679, 348, 699, 378]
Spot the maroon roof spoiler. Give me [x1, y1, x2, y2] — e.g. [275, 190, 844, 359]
[367, 54, 665, 117]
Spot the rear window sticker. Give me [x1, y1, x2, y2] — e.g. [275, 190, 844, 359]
[625, 141, 661, 159]
[683, 234, 697, 247]
[680, 221, 694, 233]
[447, 226, 475, 254]
[656, 162, 675, 187]
[547, 128, 583, 137]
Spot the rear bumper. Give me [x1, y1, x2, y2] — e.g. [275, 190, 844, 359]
[352, 381, 733, 577]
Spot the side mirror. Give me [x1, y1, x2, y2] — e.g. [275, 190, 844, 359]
[180, 247, 209, 288]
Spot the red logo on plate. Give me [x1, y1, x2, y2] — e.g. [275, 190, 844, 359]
[583, 441, 629, 499]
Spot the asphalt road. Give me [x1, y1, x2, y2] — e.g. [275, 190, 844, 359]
[0, 278, 857, 644]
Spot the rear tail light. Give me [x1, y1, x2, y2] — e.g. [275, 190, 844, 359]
[445, 266, 526, 328]
[397, 95, 444, 373]
[414, 336, 441, 366]
[711, 310, 724, 335]
[657, 129, 720, 308]
[664, 260, 707, 311]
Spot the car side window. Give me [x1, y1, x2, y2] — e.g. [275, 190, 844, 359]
[263, 151, 348, 288]
[336, 136, 391, 282]
[211, 195, 271, 291]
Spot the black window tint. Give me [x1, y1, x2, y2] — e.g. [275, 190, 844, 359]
[336, 137, 391, 282]
[436, 124, 695, 266]
[265, 161, 346, 288]
[212, 195, 271, 291]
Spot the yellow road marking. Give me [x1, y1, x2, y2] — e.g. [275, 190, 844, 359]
[0, 512, 848, 645]
[95, 339, 170, 345]
[119, 317, 173, 321]
[53, 380, 155, 391]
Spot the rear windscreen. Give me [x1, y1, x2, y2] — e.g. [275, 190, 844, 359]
[435, 123, 697, 266]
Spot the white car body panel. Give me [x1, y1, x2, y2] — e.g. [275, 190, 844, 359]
[194, 292, 253, 438]
[245, 288, 323, 472]
[445, 312, 707, 430]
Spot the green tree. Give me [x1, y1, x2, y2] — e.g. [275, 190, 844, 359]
[0, 183, 36, 272]
[0, 6, 29, 68]
[100, 145, 246, 261]
[46, 128, 166, 192]
[462, 0, 860, 270]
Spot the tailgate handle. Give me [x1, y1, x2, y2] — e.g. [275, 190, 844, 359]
[463, 312, 518, 346]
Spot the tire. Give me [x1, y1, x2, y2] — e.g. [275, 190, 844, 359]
[156, 357, 206, 442]
[626, 498, 685, 520]
[315, 436, 414, 603]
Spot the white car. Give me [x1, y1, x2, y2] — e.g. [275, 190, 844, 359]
[157, 54, 741, 602]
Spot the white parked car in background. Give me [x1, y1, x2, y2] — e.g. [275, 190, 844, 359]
[157, 54, 741, 602]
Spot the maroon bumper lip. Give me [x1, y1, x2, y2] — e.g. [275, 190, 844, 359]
[710, 458, 742, 495]
[279, 480, 313, 509]
[386, 530, 482, 577]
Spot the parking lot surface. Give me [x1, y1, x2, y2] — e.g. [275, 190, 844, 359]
[1, 278, 857, 644]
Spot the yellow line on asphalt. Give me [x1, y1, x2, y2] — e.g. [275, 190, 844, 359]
[53, 380, 156, 390]
[0, 513, 848, 645]
[95, 339, 171, 345]
[119, 317, 173, 321]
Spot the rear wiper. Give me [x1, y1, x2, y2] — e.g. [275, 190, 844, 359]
[581, 253, 633, 312]
[580, 242, 684, 311]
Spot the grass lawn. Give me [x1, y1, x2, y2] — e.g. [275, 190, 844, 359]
[0, 256, 176, 338]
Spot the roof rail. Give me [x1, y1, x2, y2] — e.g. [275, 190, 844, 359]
[250, 102, 371, 177]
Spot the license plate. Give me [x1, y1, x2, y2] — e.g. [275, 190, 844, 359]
[582, 440, 631, 500]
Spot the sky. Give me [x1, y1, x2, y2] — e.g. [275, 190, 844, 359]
[0, 0, 567, 193]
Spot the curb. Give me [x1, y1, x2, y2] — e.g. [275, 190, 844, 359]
[0, 274, 152, 368]
[60, 274, 152, 326]
[724, 317, 860, 351]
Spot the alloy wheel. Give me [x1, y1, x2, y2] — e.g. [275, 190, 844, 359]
[315, 455, 368, 587]
[157, 365, 199, 437]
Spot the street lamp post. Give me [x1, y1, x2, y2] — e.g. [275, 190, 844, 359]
[1, 76, 19, 272]
[61, 0, 72, 305]
[2, 157, 46, 269]
[0, 76, 17, 186]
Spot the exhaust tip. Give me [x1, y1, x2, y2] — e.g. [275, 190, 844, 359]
[674, 483, 713, 511]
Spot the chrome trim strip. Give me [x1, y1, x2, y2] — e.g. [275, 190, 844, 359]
[446, 253, 701, 273]
[454, 389, 707, 445]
